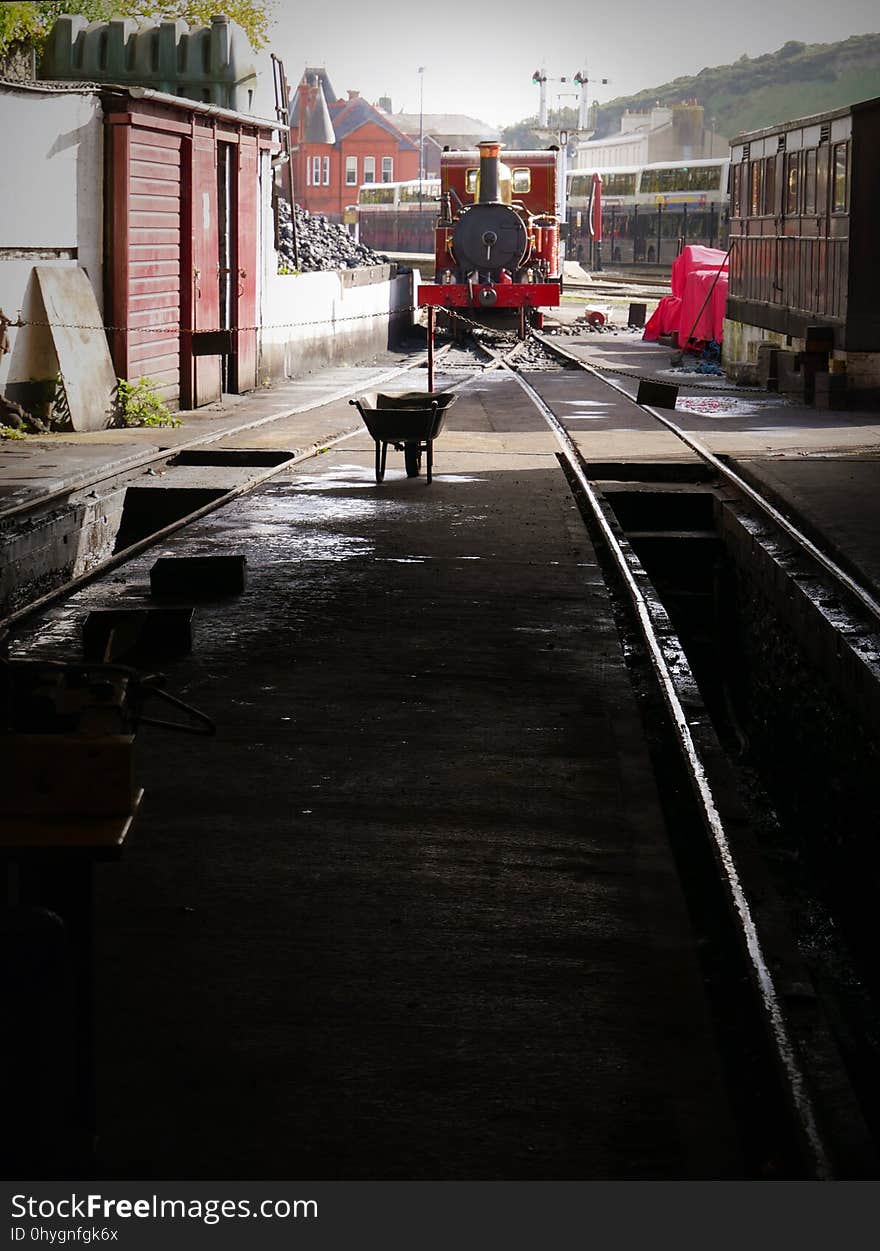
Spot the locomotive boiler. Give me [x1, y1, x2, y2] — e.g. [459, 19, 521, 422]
[417, 141, 562, 337]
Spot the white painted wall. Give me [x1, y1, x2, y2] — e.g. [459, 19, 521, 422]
[257, 160, 415, 381]
[259, 264, 414, 381]
[0, 86, 104, 394]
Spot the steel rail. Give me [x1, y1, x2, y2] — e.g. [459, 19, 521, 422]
[0, 352, 446, 526]
[536, 333, 880, 628]
[1, 340, 520, 634]
[497, 354, 834, 1180]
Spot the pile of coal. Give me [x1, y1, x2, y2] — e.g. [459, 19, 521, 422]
[276, 197, 387, 272]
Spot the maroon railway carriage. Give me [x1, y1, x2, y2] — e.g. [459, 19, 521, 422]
[417, 142, 561, 337]
[727, 96, 880, 405]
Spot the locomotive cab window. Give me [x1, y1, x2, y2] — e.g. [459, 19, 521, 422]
[465, 169, 478, 196]
[512, 167, 531, 195]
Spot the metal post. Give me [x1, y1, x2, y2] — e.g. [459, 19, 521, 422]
[656, 204, 662, 264]
[610, 207, 616, 263]
[681, 202, 687, 255]
[427, 306, 435, 392]
[418, 66, 424, 214]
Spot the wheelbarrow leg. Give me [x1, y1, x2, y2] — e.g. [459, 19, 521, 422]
[375, 440, 388, 482]
[426, 438, 433, 484]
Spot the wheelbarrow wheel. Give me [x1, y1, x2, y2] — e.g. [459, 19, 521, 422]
[404, 443, 422, 478]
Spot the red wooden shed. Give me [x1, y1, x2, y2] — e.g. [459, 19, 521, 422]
[102, 87, 277, 408]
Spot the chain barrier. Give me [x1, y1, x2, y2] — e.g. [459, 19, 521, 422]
[5, 300, 765, 397]
[2, 305, 420, 337]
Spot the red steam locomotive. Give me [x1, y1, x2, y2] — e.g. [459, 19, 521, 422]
[417, 142, 562, 338]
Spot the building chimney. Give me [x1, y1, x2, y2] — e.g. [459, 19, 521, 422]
[347, 89, 359, 100]
[378, 95, 392, 112]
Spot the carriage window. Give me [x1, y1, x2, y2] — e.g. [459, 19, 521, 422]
[785, 152, 800, 215]
[749, 161, 763, 216]
[465, 169, 478, 195]
[512, 168, 531, 194]
[803, 149, 817, 214]
[569, 174, 588, 198]
[763, 156, 776, 214]
[833, 142, 848, 212]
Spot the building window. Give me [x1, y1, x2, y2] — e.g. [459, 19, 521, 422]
[832, 142, 848, 212]
[312, 156, 321, 187]
[363, 156, 376, 183]
[381, 156, 393, 183]
[345, 156, 357, 186]
[323, 155, 330, 186]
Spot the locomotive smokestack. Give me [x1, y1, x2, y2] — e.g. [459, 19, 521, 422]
[477, 141, 502, 203]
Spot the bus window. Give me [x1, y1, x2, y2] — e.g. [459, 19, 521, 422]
[603, 172, 636, 196]
[569, 174, 589, 199]
[359, 186, 395, 205]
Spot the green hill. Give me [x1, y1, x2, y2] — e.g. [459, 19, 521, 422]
[594, 34, 880, 140]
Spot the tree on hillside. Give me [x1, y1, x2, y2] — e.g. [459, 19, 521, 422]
[0, 0, 276, 59]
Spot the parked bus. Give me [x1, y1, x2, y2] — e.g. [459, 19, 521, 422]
[355, 178, 441, 253]
[567, 158, 730, 265]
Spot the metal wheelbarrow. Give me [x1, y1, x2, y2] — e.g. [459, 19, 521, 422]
[350, 391, 458, 484]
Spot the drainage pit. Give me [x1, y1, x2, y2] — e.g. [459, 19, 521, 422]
[113, 487, 227, 552]
[596, 464, 880, 1156]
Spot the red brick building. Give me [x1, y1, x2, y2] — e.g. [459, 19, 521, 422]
[292, 68, 418, 221]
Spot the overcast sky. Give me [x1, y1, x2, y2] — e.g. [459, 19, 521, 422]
[273, 0, 879, 128]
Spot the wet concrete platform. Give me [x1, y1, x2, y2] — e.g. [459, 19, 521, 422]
[11, 373, 742, 1179]
[6, 344, 880, 1177]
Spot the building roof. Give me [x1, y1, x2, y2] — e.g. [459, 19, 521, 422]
[301, 81, 336, 143]
[386, 111, 499, 140]
[330, 96, 418, 149]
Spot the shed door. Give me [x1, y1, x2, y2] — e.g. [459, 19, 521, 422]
[234, 135, 258, 392]
[185, 127, 222, 406]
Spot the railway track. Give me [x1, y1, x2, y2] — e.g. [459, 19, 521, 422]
[479, 335, 880, 1177]
[5, 329, 880, 1178]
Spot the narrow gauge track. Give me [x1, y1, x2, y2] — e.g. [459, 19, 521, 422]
[484, 336, 880, 1177]
[6, 323, 878, 1177]
[0, 339, 527, 635]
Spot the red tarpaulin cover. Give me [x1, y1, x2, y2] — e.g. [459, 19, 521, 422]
[642, 296, 681, 341]
[643, 245, 729, 345]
